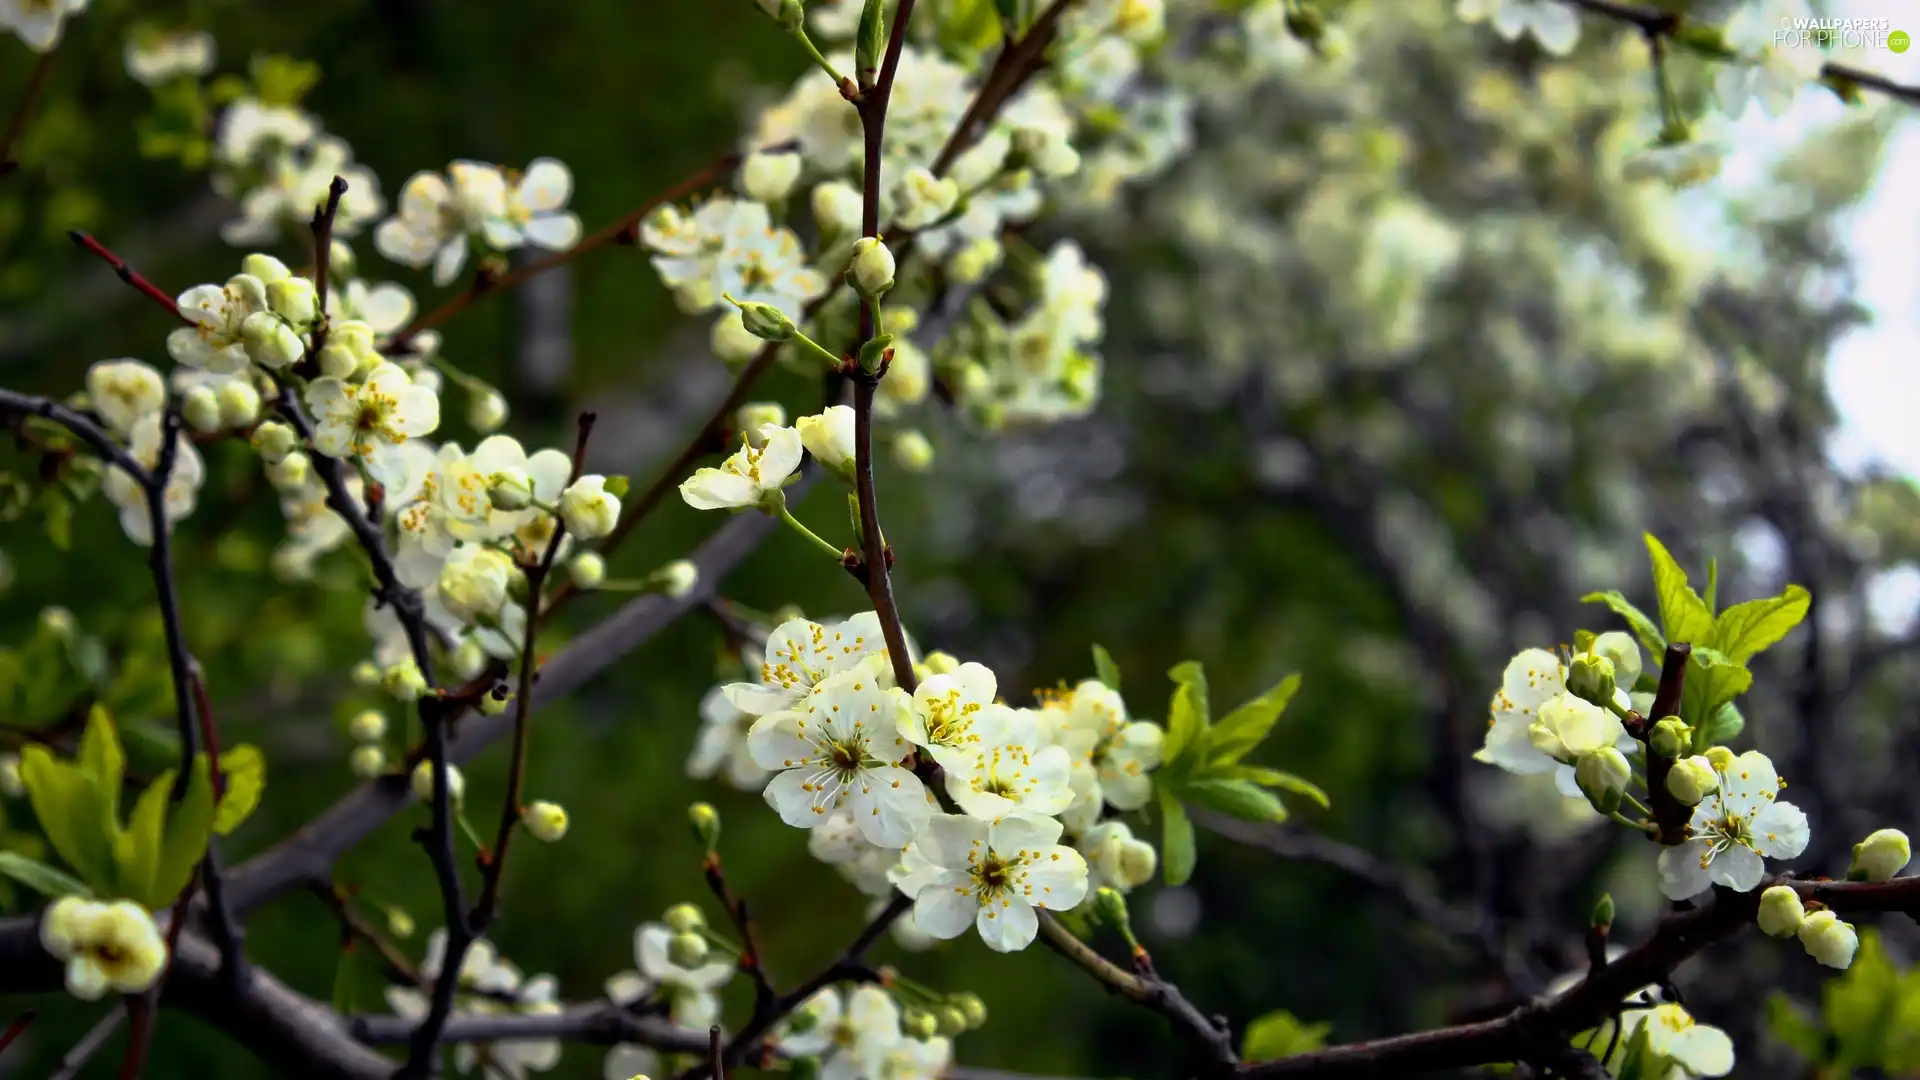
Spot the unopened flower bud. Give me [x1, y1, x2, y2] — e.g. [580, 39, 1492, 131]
[521, 800, 569, 842]
[1012, 127, 1079, 178]
[1118, 838, 1157, 888]
[383, 661, 427, 702]
[242, 253, 291, 285]
[37, 606, 72, 637]
[1798, 910, 1859, 970]
[936, 1006, 968, 1037]
[468, 389, 509, 433]
[1590, 893, 1614, 932]
[664, 902, 706, 934]
[950, 992, 987, 1029]
[742, 150, 803, 203]
[478, 686, 513, 716]
[568, 552, 606, 590]
[1849, 829, 1911, 882]
[182, 384, 222, 432]
[315, 341, 360, 379]
[733, 299, 796, 343]
[0, 753, 23, 798]
[892, 430, 933, 472]
[349, 744, 387, 778]
[737, 402, 786, 437]
[902, 1008, 938, 1040]
[1092, 886, 1130, 934]
[487, 468, 535, 511]
[1575, 747, 1629, 815]
[1566, 653, 1616, 708]
[447, 639, 488, 682]
[811, 181, 864, 240]
[241, 311, 306, 370]
[1757, 885, 1805, 938]
[1648, 716, 1690, 759]
[267, 276, 318, 325]
[711, 311, 765, 365]
[266, 450, 310, 489]
[216, 378, 262, 427]
[386, 906, 415, 939]
[848, 237, 896, 297]
[1704, 746, 1735, 772]
[350, 660, 382, 687]
[667, 930, 709, 968]
[675, 280, 716, 314]
[348, 709, 387, 742]
[329, 240, 356, 277]
[410, 760, 464, 804]
[250, 420, 297, 463]
[1666, 755, 1718, 806]
[648, 559, 699, 599]
[689, 801, 721, 851]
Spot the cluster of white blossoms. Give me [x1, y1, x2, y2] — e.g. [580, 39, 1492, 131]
[376, 159, 583, 286]
[387, 930, 563, 1080]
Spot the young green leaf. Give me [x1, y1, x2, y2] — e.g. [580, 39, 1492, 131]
[213, 744, 267, 835]
[1580, 590, 1666, 656]
[1182, 778, 1289, 823]
[1163, 661, 1210, 766]
[1208, 673, 1301, 766]
[1704, 556, 1719, 613]
[1091, 643, 1122, 692]
[0, 852, 92, 899]
[1217, 764, 1330, 810]
[1157, 782, 1196, 886]
[1762, 993, 1826, 1066]
[1645, 533, 1716, 646]
[116, 771, 174, 907]
[1700, 701, 1744, 748]
[1241, 1009, 1331, 1061]
[77, 706, 127, 828]
[152, 755, 216, 909]
[1712, 585, 1811, 666]
[856, 0, 887, 83]
[18, 746, 114, 890]
[1680, 646, 1754, 734]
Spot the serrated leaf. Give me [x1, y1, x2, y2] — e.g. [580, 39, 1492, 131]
[1581, 591, 1666, 656]
[1208, 673, 1300, 766]
[1091, 643, 1121, 691]
[1241, 1009, 1330, 1061]
[152, 755, 215, 909]
[1645, 534, 1716, 646]
[1713, 585, 1810, 665]
[1163, 661, 1210, 766]
[1157, 782, 1195, 886]
[1218, 764, 1330, 809]
[0, 852, 92, 898]
[19, 746, 114, 890]
[1182, 778, 1289, 823]
[213, 744, 266, 835]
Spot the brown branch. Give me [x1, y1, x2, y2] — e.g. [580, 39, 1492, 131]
[68, 231, 192, 324]
[702, 853, 776, 1015]
[1635, 643, 1692, 845]
[309, 881, 426, 989]
[1034, 915, 1237, 1070]
[0, 49, 56, 179]
[308, 176, 350, 354]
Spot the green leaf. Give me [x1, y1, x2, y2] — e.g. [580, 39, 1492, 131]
[1701, 701, 1744, 746]
[1208, 673, 1301, 765]
[1157, 782, 1196, 886]
[1703, 556, 1719, 613]
[856, 0, 887, 78]
[1580, 590, 1666, 656]
[77, 706, 126, 827]
[19, 746, 114, 889]
[1218, 764, 1330, 809]
[152, 755, 216, 909]
[1091, 644, 1122, 692]
[1645, 534, 1716, 646]
[1181, 778, 1289, 823]
[116, 770, 173, 906]
[1163, 661, 1210, 766]
[1681, 646, 1754, 734]
[1241, 1009, 1331, 1061]
[1712, 585, 1811, 665]
[602, 475, 630, 498]
[213, 744, 266, 835]
[0, 852, 92, 898]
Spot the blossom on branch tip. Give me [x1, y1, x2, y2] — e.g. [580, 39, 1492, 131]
[437, 544, 516, 622]
[349, 744, 387, 777]
[305, 361, 441, 488]
[1618, 1003, 1733, 1078]
[777, 985, 904, 1076]
[1798, 910, 1859, 969]
[1656, 750, 1808, 900]
[348, 708, 387, 742]
[902, 661, 1018, 770]
[1757, 885, 1805, 938]
[559, 475, 621, 540]
[678, 424, 804, 511]
[38, 896, 168, 1000]
[522, 800, 569, 842]
[848, 237, 897, 297]
[901, 813, 1090, 952]
[1850, 828, 1910, 882]
[1079, 820, 1158, 893]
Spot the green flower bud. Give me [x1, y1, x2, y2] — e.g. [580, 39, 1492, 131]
[1757, 885, 1805, 938]
[664, 902, 706, 934]
[689, 801, 721, 852]
[477, 685, 513, 716]
[1648, 716, 1690, 759]
[1666, 755, 1718, 806]
[1566, 653, 1616, 708]
[950, 992, 987, 1030]
[667, 930, 709, 968]
[1590, 893, 1614, 932]
[1849, 829, 1911, 883]
[1575, 747, 1629, 815]
[848, 237, 896, 297]
[730, 296, 796, 342]
[902, 1008, 937, 1040]
[936, 1006, 968, 1037]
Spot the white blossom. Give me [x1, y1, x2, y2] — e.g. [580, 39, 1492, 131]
[900, 813, 1089, 952]
[679, 424, 804, 511]
[688, 681, 772, 790]
[304, 362, 441, 487]
[85, 359, 166, 436]
[101, 413, 205, 546]
[1657, 750, 1810, 900]
[747, 668, 931, 846]
[39, 896, 167, 1000]
[777, 985, 902, 1080]
[605, 923, 734, 1030]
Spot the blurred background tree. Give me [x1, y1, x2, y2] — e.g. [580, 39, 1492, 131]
[4, 0, 1920, 1078]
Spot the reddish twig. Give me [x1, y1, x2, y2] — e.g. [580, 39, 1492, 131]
[702, 854, 776, 1014]
[68, 232, 192, 324]
[0, 49, 57, 179]
[0, 1011, 32, 1056]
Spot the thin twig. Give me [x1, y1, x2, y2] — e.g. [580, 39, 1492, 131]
[48, 1009, 126, 1080]
[68, 231, 193, 324]
[310, 881, 427, 989]
[0, 49, 57, 179]
[0, 1010, 33, 1056]
[702, 853, 776, 1016]
[309, 176, 349, 354]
